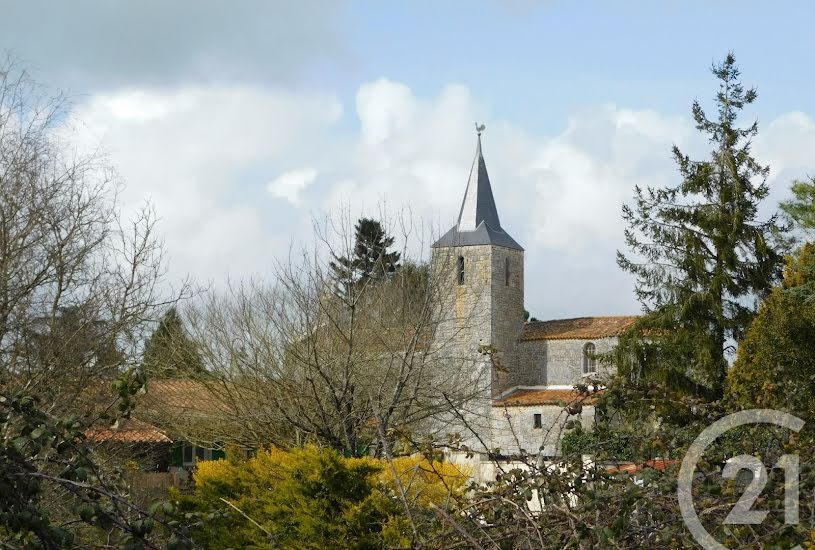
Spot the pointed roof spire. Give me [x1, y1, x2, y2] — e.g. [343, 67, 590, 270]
[433, 125, 523, 251]
[457, 129, 501, 232]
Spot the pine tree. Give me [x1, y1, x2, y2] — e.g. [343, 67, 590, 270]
[142, 307, 203, 377]
[329, 218, 401, 296]
[616, 53, 785, 399]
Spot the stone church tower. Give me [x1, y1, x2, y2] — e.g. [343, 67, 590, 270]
[432, 130, 525, 406]
[429, 128, 636, 462]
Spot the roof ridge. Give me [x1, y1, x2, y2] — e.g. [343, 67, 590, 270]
[527, 315, 639, 324]
[520, 315, 639, 342]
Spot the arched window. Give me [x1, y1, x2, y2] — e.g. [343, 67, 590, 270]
[505, 257, 510, 286]
[583, 342, 597, 375]
[457, 256, 465, 285]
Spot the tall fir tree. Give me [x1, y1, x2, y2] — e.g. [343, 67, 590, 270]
[142, 307, 203, 377]
[615, 53, 785, 399]
[329, 218, 401, 296]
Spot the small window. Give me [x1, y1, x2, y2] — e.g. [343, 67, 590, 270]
[583, 342, 597, 375]
[505, 257, 510, 286]
[457, 256, 465, 285]
[182, 443, 213, 467]
[533, 413, 542, 429]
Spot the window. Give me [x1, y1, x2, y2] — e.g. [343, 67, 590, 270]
[583, 342, 597, 375]
[182, 443, 212, 467]
[505, 257, 510, 286]
[533, 413, 542, 429]
[457, 256, 465, 285]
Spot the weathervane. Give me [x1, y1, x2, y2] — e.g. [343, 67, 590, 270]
[475, 122, 486, 136]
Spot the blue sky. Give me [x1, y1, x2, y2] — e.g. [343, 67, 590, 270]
[339, 1, 815, 131]
[3, 0, 814, 319]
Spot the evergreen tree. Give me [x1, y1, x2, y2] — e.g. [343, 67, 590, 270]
[27, 306, 121, 377]
[329, 218, 401, 295]
[142, 307, 203, 377]
[726, 244, 815, 417]
[616, 53, 785, 399]
[780, 176, 815, 233]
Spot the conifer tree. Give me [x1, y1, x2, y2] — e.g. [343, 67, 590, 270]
[616, 53, 785, 399]
[726, 244, 815, 416]
[780, 176, 815, 233]
[329, 217, 401, 296]
[142, 307, 203, 377]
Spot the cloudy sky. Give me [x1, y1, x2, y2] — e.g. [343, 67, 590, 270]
[4, 0, 815, 320]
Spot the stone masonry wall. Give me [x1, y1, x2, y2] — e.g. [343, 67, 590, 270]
[490, 247, 525, 394]
[430, 244, 525, 449]
[513, 337, 618, 387]
[490, 404, 595, 456]
[543, 337, 617, 385]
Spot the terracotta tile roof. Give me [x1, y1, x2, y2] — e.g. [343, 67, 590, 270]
[80, 379, 237, 444]
[137, 379, 231, 416]
[493, 388, 602, 407]
[605, 458, 679, 474]
[520, 316, 638, 341]
[85, 418, 171, 444]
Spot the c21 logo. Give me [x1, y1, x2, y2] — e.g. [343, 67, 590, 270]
[677, 409, 805, 550]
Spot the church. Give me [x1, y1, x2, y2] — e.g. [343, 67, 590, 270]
[431, 128, 637, 463]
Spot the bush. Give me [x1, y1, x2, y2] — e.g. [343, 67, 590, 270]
[174, 446, 469, 549]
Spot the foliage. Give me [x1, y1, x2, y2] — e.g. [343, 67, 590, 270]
[142, 308, 203, 377]
[780, 176, 815, 233]
[561, 427, 639, 462]
[0, 374, 191, 549]
[616, 53, 785, 399]
[176, 446, 394, 549]
[726, 243, 815, 416]
[378, 455, 469, 509]
[329, 217, 401, 295]
[172, 446, 471, 549]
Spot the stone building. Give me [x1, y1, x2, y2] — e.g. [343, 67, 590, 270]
[431, 130, 636, 459]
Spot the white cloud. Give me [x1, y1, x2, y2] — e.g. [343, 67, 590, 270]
[267, 168, 318, 204]
[68, 81, 815, 319]
[70, 86, 342, 284]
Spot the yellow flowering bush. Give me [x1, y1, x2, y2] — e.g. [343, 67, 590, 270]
[377, 455, 470, 507]
[175, 446, 470, 549]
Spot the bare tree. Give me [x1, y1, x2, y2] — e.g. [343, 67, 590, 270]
[0, 58, 192, 547]
[0, 58, 184, 409]
[182, 207, 490, 457]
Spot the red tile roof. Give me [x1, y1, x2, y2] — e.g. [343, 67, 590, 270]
[605, 459, 679, 474]
[493, 388, 601, 407]
[137, 378, 232, 415]
[520, 316, 638, 341]
[85, 418, 171, 444]
[84, 379, 232, 444]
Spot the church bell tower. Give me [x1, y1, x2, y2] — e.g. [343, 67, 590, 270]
[431, 126, 525, 399]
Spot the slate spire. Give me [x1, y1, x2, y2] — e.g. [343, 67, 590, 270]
[457, 132, 502, 232]
[432, 127, 523, 250]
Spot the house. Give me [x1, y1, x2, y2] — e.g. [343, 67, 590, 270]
[85, 379, 229, 473]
